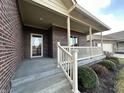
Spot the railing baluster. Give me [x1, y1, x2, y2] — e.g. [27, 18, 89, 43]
[63, 52, 65, 69]
[67, 56, 69, 75]
[70, 59, 72, 78]
[57, 42, 60, 67]
[65, 53, 67, 71]
[60, 50, 62, 65]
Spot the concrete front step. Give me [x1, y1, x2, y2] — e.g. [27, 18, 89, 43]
[10, 73, 72, 93]
[11, 67, 62, 87]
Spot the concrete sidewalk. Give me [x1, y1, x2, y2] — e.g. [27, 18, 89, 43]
[113, 54, 124, 58]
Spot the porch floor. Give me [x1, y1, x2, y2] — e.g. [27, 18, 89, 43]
[13, 58, 57, 79]
[13, 55, 105, 80]
[11, 58, 73, 93]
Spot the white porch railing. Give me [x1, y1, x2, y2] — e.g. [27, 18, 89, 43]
[63, 46, 103, 61]
[57, 42, 78, 93]
[57, 42, 103, 93]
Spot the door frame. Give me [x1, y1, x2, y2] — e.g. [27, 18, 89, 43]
[30, 33, 43, 58]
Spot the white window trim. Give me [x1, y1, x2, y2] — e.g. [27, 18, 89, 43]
[30, 33, 43, 58]
[70, 36, 78, 46]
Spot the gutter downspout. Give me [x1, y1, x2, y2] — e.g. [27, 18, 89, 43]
[68, 0, 77, 13]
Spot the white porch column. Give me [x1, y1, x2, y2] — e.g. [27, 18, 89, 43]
[89, 26, 93, 57]
[89, 26, 93, 47]
[67, 16, 71, 51]
[72, 49, 78, 93]
[101, 32, 103, 52]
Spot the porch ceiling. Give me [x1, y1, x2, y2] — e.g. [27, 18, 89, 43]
[18, 0, 104, 34]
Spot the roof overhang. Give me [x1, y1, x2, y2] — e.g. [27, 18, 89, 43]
[70, 4, 110, 31]
[18, 0, 110, 34]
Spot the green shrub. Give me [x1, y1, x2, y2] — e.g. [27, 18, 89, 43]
[109, 59, 119, 65]
[91, 64, 109, 76]
[106, 57, 119, 64]
[78, 66, 99, 90]
[100, 60, 116, 71]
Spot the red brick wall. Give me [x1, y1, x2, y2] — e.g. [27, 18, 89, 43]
[0, 0, 23, 93]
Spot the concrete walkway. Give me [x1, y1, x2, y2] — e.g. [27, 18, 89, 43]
[113, 54, 124, 58]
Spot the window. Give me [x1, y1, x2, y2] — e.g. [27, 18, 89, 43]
[70, 36, 78, 46]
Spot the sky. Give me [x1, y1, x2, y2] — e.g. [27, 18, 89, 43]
[77, 0, 124, 35]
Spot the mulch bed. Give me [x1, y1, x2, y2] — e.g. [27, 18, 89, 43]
[98, 70, 117, 93]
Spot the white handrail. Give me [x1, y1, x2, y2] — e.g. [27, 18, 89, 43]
[57, 42, 78, 93]
[58, 44, 72, 57]
[63, 46, 101, 48]
[63, 46, 103, 60]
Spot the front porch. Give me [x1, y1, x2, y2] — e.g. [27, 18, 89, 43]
[11, 55, 105, 93]
[18, 17, 105, 93]
[10, 0, 110, 93]
[13, 54, 105, 80]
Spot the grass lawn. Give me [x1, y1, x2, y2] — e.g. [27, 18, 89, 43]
[119, 58, 124, 64]
[116, 58, 124, 93]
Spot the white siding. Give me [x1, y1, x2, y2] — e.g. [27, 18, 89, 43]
[98, 43, 113, 53]
[117, 43, 124, 52]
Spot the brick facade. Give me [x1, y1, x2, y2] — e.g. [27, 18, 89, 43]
[0, 0, 23, 93]
[23, 26, 87, 58]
